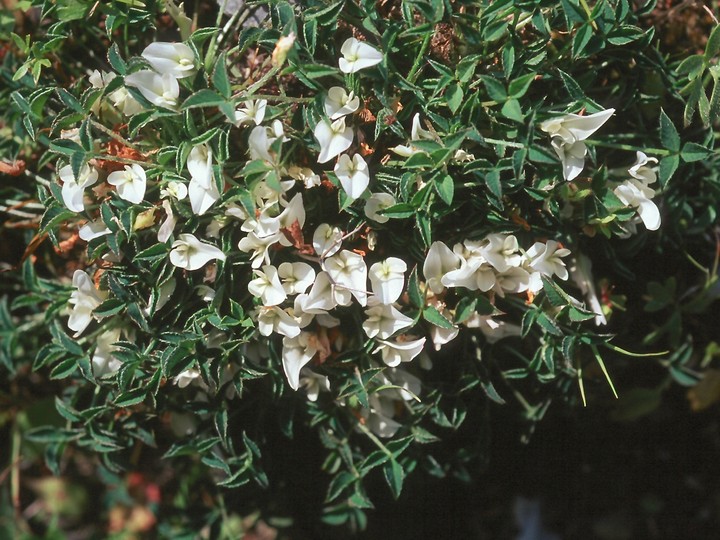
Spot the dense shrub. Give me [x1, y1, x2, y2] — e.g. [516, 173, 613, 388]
[2, 0, 719, 536]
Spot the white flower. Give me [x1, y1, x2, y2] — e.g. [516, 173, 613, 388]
[59, 163, 98, 213]
[492, 266, 531, 297]
[569, 254, 607, 326]
[89, 69, 115, 89]
[174, 368, 201, 388]
[314, 117, 353, 164]
[338, 37, 383, 73]
[296, 272, 340, 314]
[248, 265, 287, 306]
[160, 180, 188, 200]
[323, 249, 368, 306]
[142, 42, 196, 78]
[362, 302, 414, 339]
[365, 394, 403, 438]
[423, 241, 461, 295]
[374, 336, 426, 367]
[480, 233, 522, 272]
[429, 321, 459, 351]
[79, 219, 111, 241]
[124, 70, 179, 109]
[364, 193, 396, 224]
[237, 231, 282, 268]
[169, 233, 226, 271]
[525, 240, 571, 280]
[288, 166, 321, 189]
[234, 99, 267, 126]
[628, 151, 658, 185]
[92, 328, 122, 377]
[539, 108, 615, 181]
[282, 332, 319, 390]
[67, 270, 107, 337]
[313, 223, 343, 258]
[257, 306, 301, 337]
[278, 262, 316, 295]
[299, 368, 330, 401]
[109, 87, 144, 116]
[614, 180, 661, 231]
[334, 153, 370, 200]
[369, 257, 407, 304]
[390, 113, 434, 157]
[157, 199, 176, 242]
[465, 314, 521, 343]
[324, 87, 360, 120]
[107, 164, 147, 204]
[248, 124, 284, 165]
[187, 144, 220, 215]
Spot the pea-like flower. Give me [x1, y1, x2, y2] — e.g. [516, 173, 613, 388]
[67, 270, 107, 337]
[369, 257, 407, 304]
[423, 241, 461, 295]
[324, 87, 360, 120]
[234, 99, 267, 126]
[107, 164, 147, 204]
[125, 70, 180, 109]
[525, 240, 572, 280]
[79, 219, 111, 241]
[248, 265, 287, 306]
[323, 249, 368, 306]
[59, 163, 98, 213]
[363, 302, 414, 339]
[334, 153, 369, 200]
[141, 42, 196, 79]
[364, 193, 396, 224]
[539, 108, 614, 181]
[278, 262, 316, 295]
[187, 144, 220, 215]
[338, 37, 383, 74]
[374, 335, 426, 367]
[390, 113, 434, 157]
[169, 233, 226, 271]
[614, 180, 661, 231]
[314, 117, 353, 164]
[282, 332, 319, 390]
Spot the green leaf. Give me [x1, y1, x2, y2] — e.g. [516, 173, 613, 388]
[212, 52, 231, 98]
[407, 267, 423, 308]
[381, 203, 415, 219]
[114, 388, 147, 408]
[108, 43, 126, 75]
[445, 84, 463, 114]
[501, 98, 523, 122]
[423, 306, 454, 329]
[383, 459, 405, 499]
[658, 155, 679, 186]
[181, 89, 226, 110]
[659, 109, 680, 152]
[94, 298, 126, 318]
[705, 24, 720, 60]
[434, 174, 454, 205]
[454, 297, 477, 324]
[680, 142, 711, 162]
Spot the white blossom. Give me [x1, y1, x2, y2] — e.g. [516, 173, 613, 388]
[390, 113, 434, 157]
[334, 153, 370, 200]
[142, 42, 196, 79]
[187, 144, 220, 215]
[278, 262, 316, 295]
[324, 87, 360, 120]
[107, 164, 147, 204]
[125, 70, 179, 109]
[67, 270, 107, 337]
[157, 199, 176, 242]
[539, 108, 614, 181]
[160, 180, 188, 200]
[79, 219, 111, 241]
[614, 180, 661, 231]
[323, 249, 368, 306]
[525, 240, 571, 280]
[248, 265, 287, 306]
[92, 328, 122, 377]
[287, 166, 321, 189]
[569, 254, 607, 326]
[169, 233, 226, 271]
[282, 332, 318, 390]
[314, 117, 353, 164]
[369, 257, 406, 304]
[257, 306, 301, 338]
[338, 37, 383, 73]
[299, 368, 330, 402]
[364, 193, 396, 224]
[59, 163, 98, 213]
[374, 335, 426, 367]
[234, 99, 267, 126]
[313, 223, 343, 258]
[237, 231, 282, 268]
[362, 302, 414, 339]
